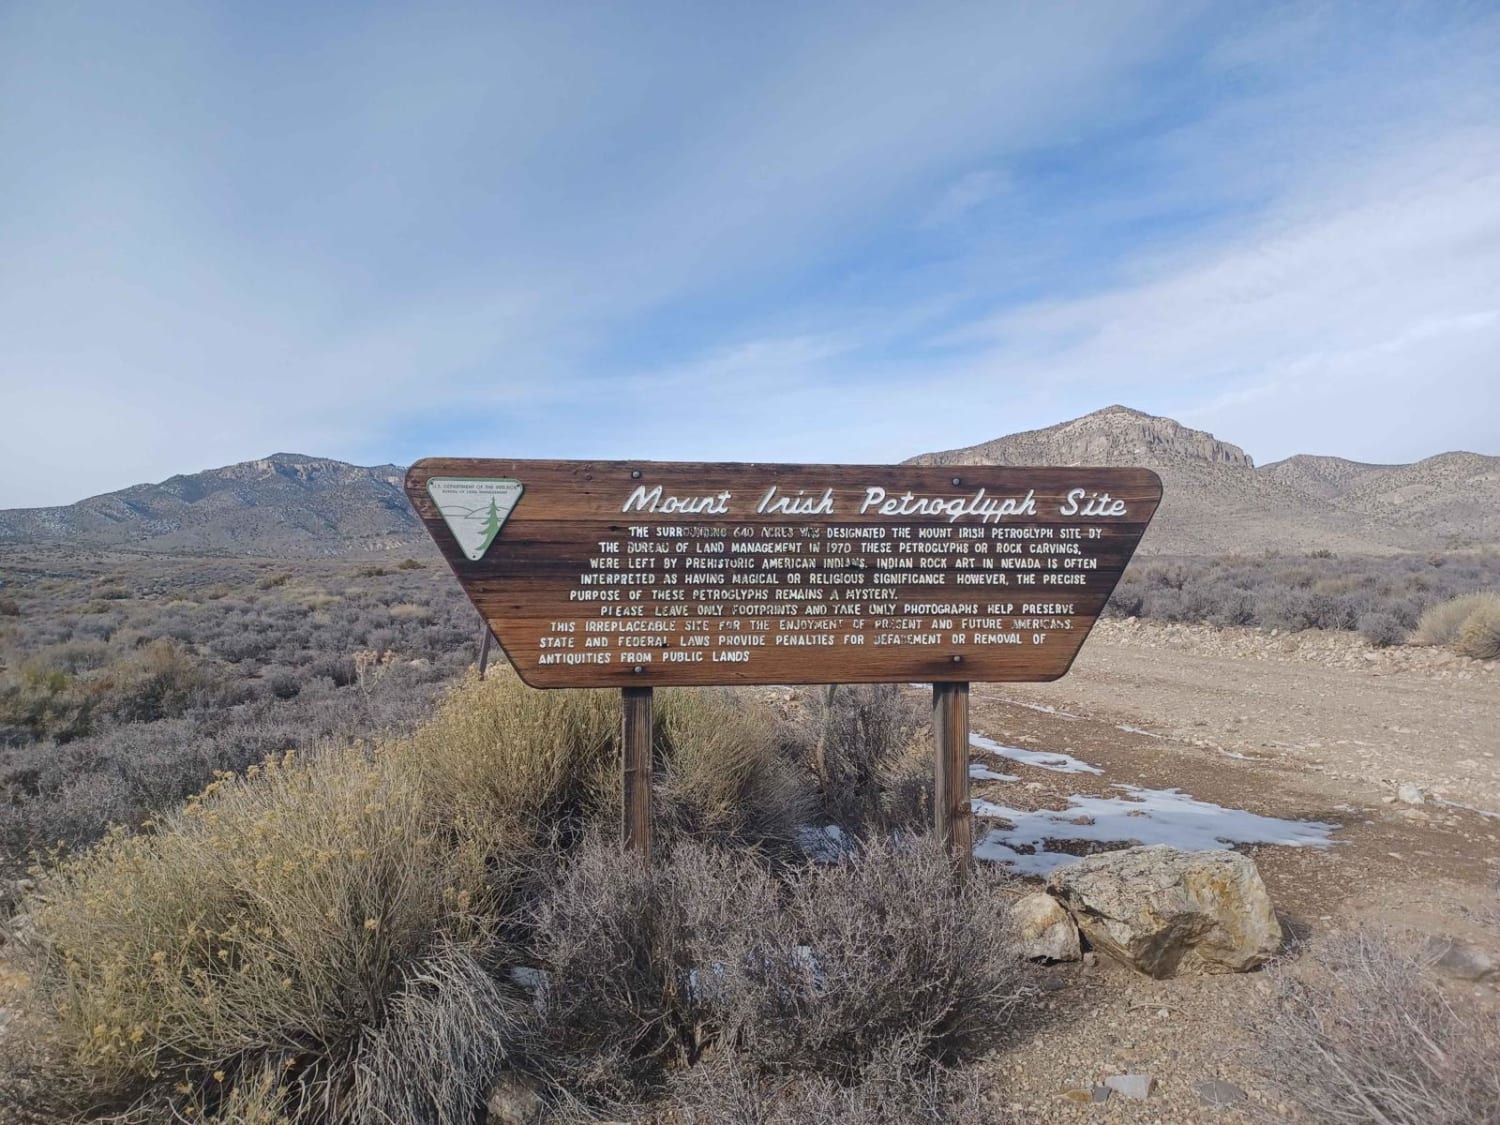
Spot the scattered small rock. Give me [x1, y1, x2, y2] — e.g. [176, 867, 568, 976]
[1047, 846, 1281, 978]
[1103, 1073, 1153, 1101]
[486, 1073, 544, 1125]
[1195, 1077, 1247, 1107]
[1012, 892, 1081, 963]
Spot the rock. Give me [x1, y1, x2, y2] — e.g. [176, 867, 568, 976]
[1425, 936, 1499, 982]
[1091, 1084, 1112, 1103]
[1397, 782, 1426, 805]
[486, 1073, 544, 1125]
[1195, 1077, 1247, 1107]
[1103, 1074, 1153, 1101]
[1047, 846, 1281, 978]
[1012, 893, 1081, 962]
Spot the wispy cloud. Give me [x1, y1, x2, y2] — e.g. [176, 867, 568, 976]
[0, 2, 1495, 505]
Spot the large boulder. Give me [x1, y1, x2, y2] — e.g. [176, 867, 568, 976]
[1047, 846, 1281, 978]
[1011, 892, 1081, 962]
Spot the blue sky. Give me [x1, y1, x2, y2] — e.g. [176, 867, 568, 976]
[2, 1, 1498, 507]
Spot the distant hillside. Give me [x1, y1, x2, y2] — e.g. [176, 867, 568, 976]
[2, 411, 1494, 557]
[0, 454, 424, 557]
[907, 406, 1499, 555]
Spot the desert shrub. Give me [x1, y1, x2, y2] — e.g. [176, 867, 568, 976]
[266, 671, 302, 700]
[345, 944, 525, 1125]
[1413, 591, 1498, 646]
[390, 672, 810, 859]
[256, 573, 291, 590]
[1456, 597, 1500, 660]
[1110, 552, 1500, 635]
[0, 596, 20, 617]
[651, 688, 812, 853]
[797, 684, 929, 835]
[388, 672, 619, 857]
[1358, 611, 1406, 648]
[396, 558, 425, 570]
[1251, 930, 1500, 1124]
[94, 639, 241, 723]
[7, 749, 496, 1121]
[527, 835, 1025, 1114]
[0, 661, 94, 744]
[711, 836, 1025, 1079]
[663, 1055, 989, 1125]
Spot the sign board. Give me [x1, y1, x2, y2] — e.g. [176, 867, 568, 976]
[406, 459, 1161, 689]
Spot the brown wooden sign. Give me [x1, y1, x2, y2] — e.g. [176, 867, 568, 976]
[405, 459, 1161, 689]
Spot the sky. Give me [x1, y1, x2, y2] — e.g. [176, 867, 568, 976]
[2, 1, 1498, 508]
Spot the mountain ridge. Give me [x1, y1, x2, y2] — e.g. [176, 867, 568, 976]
[3, 412, 1495, 557]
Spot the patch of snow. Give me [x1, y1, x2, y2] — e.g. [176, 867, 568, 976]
[1116, 724, 1162, 739]
[970, 763, 1019, 782]
[971, 732, 1104, 776]
[973, 785, 1337, 878]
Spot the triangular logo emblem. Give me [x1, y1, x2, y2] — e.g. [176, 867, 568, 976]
[426, 477, 524, 561]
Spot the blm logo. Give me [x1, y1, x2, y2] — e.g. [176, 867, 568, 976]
[425, 477, 524, 561]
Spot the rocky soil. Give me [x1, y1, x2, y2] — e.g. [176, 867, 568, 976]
[966, 618, 1500, 1122]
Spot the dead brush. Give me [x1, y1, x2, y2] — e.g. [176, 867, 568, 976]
[661, 1053, 993, 1125]
[797, 684, 930, 835]
[1250, 929, 1500, 1124]
[525, 834, 1028, 1116]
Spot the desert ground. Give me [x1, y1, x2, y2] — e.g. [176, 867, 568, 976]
[954, 619, 1499, 1121]
[2, 543, 1497, 1122]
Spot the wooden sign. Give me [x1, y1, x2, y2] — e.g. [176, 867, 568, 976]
[405, 459, 1161, 689]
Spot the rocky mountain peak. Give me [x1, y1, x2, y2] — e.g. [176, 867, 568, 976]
[908, 405, 1255, 469]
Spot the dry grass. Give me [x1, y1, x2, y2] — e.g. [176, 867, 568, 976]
[0, 673, 857, 1122]
[1456, 596, 1500, 660]
[1251, 930, 1500, 1124]
[1412, 590, 1500, 649]
[7, 749, 494, 1120]
[388, 670, 619, 855]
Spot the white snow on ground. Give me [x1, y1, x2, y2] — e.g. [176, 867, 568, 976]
[972, 786, 1337, 877]
[970, 733, 1104, 776]
[970, 763, 1019, 782]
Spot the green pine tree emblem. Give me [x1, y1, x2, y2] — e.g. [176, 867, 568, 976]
[480, 497, 503, 551]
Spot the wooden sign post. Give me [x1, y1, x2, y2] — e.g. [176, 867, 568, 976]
[406, 460, 1160, 864]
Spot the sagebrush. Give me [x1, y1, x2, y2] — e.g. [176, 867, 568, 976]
[1251, 930, 1500, 1124]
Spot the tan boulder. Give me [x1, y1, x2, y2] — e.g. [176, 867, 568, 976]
[1047, 846, 1280, 978]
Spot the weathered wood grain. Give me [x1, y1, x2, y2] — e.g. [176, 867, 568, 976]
[405, 459, 1161, 688]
